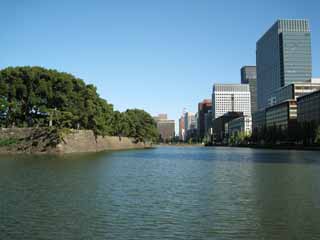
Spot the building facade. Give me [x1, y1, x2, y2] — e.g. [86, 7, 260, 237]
[204, 110, 213, 138]
[241, 66, 257, 113]
[228, 115, 252, 136]
[265, 100, 297, 129]
[184, 112, 196, 131]
[154, 114, 175, 141]
[153, 114, 167, 122]
[256, 19, 312, 109]
[252, 109, 266, 130]
[212, 112, 243, 143]
[268, 82, 320, 106]
[197, 99, 212, 140]
[179, 116, 185, 141]
[212, 84, 251, 119]
[297, 90, 320, 126]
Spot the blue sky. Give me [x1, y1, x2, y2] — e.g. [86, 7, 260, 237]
[1, 0, 320, 129]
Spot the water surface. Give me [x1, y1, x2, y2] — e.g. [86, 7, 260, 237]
[1, 146, 320, 239]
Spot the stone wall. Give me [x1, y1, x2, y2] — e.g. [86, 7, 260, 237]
[0, 128, 34, 140]
[0, 128, 151, 154]
[57, 130, 150, 153]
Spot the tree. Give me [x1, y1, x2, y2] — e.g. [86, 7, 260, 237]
[122, 109, 159, 143]
[0, 97, 8, 125]
[0, 66, 159, 142]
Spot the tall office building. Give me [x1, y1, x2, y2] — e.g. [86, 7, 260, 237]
[204, 110, 212, 137]
[212, 84, 251, 119]
[184, 112, 196, 131]
[197, 99, 212, 140]
[256, 19, 312, 109]
[241, 66, 257, 113]
[179, 116, 185, 141]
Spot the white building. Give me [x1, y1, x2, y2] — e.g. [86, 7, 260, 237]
[184, 112, 196, 131]
[212, 84, 251, 119]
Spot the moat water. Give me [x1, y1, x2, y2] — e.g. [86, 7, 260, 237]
[1, 146, 320, 240]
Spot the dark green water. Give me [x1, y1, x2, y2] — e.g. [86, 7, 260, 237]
[1, 146, 320, 240]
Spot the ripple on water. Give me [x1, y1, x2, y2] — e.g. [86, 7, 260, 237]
[0, 147, 320, 239]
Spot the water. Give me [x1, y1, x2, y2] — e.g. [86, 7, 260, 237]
[1, 146, 320, 240]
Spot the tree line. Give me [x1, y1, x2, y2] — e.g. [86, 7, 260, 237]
[208, 121, 320, 146]
[250, 122, 320, 145]
[0, 66, 159, 142]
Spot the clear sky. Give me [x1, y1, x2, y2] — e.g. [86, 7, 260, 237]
[1, 0, 320, 131]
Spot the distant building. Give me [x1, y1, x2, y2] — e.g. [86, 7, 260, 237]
[256, 19, 312, 109]
[179, 115, 185, 141]
[212, 84, 251, 119]
[203, 110, 213, 142]
[204, 110, 212, 135]
[154, 114, 175, 141]
[184, 112, 196, 131]
[228, 115, 252, 136]
[153, 113, 167, 122]
[265, 100, 297, 130]
[212, 112, 243, 143]
[241, 66, 257, 113]
[194, 113, 199, 130]
[297, 90, 320, 126]
[268, 82, 320, 106]
[197, 99, 212, 140]
[185, 128, 198, 142]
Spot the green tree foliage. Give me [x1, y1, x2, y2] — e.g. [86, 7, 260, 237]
[0, 66, 114, 135]
[251, 121, 320, 146]
[0, 96, 8, 122]
[229, 131, 251, 145]
[110, 109, 159, 142]
[0, 66, 159, 141]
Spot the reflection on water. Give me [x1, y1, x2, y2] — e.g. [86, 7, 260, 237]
[0, 147, 320, 239]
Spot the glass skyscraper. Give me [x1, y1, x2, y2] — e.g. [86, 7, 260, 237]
[256, 19, 312, 109]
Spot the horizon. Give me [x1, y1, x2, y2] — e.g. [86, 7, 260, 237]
[1, 0, 320, 132]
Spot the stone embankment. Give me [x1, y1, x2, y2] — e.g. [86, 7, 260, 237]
[0, 128, 151, 154]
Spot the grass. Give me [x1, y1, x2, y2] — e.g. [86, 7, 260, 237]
[0, 138, 18, 147]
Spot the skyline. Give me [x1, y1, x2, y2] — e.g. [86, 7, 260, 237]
[1, 0, 320, 128]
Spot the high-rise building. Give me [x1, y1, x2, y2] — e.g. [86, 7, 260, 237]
[197, 99, 212, 140]
[153, 114, 175, 141]
[241, 66, 257, 113]
[256, 19, 312, 110]
[184, 112, 196, 141]
[184, 112, 196, 131]
[212, 84, 251, 119]
[179, 116, 185, 141]
[204, 110, 213, 138]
